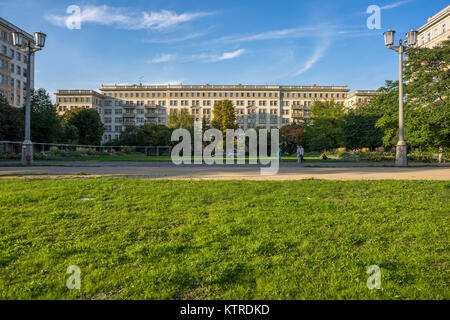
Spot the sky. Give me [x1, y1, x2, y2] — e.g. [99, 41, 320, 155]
[1, 0, 448, 100]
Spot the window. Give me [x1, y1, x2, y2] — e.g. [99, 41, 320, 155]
[443, 24, 447, 34]
[0, 74, 3, 84]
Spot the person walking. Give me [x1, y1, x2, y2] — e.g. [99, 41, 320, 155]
[296, 145, 305, 163]
[438, 146, 444, 164]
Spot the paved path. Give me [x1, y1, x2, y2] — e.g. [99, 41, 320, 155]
[1, 162, 449, 180]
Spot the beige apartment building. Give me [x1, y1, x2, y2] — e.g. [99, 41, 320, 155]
[56, 84, 380, 143]
[0, 17, 35, 107]
[416, 5, 450, 48]
[344, 90, 381, 109]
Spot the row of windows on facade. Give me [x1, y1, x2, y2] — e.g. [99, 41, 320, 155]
[58, 97, 101, 104]
[0, 74, 27, 90]
[420, 23, 447, 45]
[103, 91, 346, 99]
[1, 44, 28, 63]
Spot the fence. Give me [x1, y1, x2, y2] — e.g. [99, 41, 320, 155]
[0, 141, 172, 156]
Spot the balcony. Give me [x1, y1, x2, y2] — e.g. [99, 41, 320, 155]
[291, 105, 303, 110]
[144, 103, 158, 109]
[145, 111, 157, 118]
[123, 103, 136, 109]
[292, 112, 304, 119]
[123, 112, 136, 118]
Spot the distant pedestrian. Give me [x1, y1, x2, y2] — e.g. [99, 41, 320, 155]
[296, 145, 305, 163]
[278, 147, 282, 161]
[438, 146, 444, 164]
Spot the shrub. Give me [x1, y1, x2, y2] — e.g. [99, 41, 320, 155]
[361, 148, 371, 153]
[49, 146, 59, 153]
[76, 147, 89, 155]
[121, 146, 136, 154]
[375, 147, 385, 154]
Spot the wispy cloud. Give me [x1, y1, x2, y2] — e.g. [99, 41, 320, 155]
[293, 37, 331, 76]
[143, 32, 208, 43]
[215, 25, 358, 43]
[213, 49, 245, 61]
[148, 54, 176, 64]
[45, 5, 213, 30]
[147, 49, 246, 64]
[381, 0, 412, 10]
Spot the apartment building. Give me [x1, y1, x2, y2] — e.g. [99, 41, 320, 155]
[344, 90, 381, 110]
[56, 84, 381, 144]
[0, 17, 35, 107]
[416, 5, 450, 48]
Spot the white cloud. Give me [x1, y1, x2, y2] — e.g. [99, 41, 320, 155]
[148, 49, 245, 64]
[293, 37, 331, 76]
[137, 10, 212, 31]
[148, 54, 176, 64]
[45, 5, 213, 30]
[143, 32, 208, 43]
[381, 0, 412, 10]
[214, 49, 245, 61]
[216, 25, 355, 43]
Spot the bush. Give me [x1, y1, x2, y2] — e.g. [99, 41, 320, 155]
[375, 147, 385, 155]
[49, 146, 59, 153]
[76, 147, 89, 155]
[361, 148, 371, 153]
[121, 146, 136, 154]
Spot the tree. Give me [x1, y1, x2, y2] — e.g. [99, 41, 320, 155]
[306, 100, 344, 151]
[29, 88, 63, 143]
[0, 95, 24, 141]
[211, 100, 236, 133]
[113, 124, 173, 147]
[342, 103, 384, 150]
[168, 109, 194, 130]
[404, 38, 450, 149]
[66, 108, 104, 145]
[280, 124, 306, 153]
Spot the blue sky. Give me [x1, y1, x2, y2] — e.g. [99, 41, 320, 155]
[1, 0, 448, 100]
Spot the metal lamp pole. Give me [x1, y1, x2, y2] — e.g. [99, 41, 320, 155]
[383, 30, 418, 167]
[12, 31, 46, 165]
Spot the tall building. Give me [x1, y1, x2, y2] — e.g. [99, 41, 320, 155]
[0, 17, 35, 107]
[416, 5, 450, 48]
[56, 84, 379, 144]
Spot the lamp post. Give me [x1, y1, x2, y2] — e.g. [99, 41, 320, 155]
[383, 29, 417, 167]
[11, 31, 46, 165]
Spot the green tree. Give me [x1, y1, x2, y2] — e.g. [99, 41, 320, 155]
[168, 109, 194, 130]
[0, 94, 24, 141]
[114, 124, 173, 147]
[211, 100, 236, 133]
[342, 103, 384, 150]
[66, 108, 104, 145]
[29, 89, 63, 143]
[404, 38, 450, 149]
[306, 100, 344, 151]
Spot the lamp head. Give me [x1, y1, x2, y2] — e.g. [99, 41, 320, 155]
[12, 32, 24, 48]
[34, 32, 46, 48]
[383, 30, 395, 46]
[406, 30, 418, 46]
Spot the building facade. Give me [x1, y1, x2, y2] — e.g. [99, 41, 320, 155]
[416, 5, 450, 48]
[56, 84, 379, 144]
[0, 17, 35, 107]
[344, 90, 381, 110]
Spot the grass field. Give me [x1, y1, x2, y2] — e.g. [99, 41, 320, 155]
[0, 179, 448, 300]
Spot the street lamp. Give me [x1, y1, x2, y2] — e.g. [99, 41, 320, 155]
[12, 31, 46, 165]
[383, 29, 417, 167]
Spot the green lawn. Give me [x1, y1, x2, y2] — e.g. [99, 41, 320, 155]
[0, 179, 448, 300]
